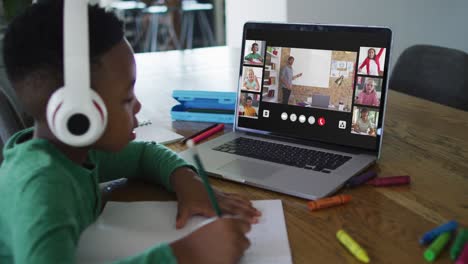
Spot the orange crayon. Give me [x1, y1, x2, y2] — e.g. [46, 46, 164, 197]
[307, 194, 352, 211]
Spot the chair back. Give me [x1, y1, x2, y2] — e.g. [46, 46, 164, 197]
[390, 45, 468, 111]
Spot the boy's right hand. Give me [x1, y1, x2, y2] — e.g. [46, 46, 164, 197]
[170, 217, 251, 264]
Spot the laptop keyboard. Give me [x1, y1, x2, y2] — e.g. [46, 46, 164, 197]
[212, 137, 352, 173]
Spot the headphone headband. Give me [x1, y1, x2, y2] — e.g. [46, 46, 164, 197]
[46, 0, 108, 147]
[64, 0, 90, 99]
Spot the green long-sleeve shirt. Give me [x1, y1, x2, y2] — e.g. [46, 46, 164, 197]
[0, 128, 192, 263]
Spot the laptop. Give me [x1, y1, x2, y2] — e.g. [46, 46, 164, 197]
[311, 94, 330, 109]
[180, 22, 392, 200]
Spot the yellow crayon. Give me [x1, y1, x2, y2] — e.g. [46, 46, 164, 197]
[336, 229, 370, 263]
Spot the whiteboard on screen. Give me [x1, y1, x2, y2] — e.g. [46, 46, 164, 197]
[289, 48, 331, 88]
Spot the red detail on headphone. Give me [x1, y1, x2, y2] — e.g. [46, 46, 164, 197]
[52, 102, 63, 127]
[93, 100, 104, 121]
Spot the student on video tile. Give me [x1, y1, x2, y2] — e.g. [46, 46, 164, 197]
[243, 68, 261, 92]
[280, 56, 303, 104]
[244, 43, 264, 65]
[243, 96, 258, 117]
[359, 48, 384, 76]
[352, 108, 376, 136]
[355, 78, 380, 106]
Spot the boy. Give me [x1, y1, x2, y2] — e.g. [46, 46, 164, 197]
[243, 96, 258, 117]
[0, 2, 260, 263]
[244, 43, 263, 64]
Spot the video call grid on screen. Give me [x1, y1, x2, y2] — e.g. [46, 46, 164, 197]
[236, 24, 392, 151]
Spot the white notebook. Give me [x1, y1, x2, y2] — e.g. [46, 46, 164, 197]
[76, 200, 292, 264]
[134, 120, 184, 145]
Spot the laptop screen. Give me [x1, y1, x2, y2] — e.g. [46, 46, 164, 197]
[236, 23, 392, 152]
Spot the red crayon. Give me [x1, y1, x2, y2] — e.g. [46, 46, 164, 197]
[182, 123, 219, 144]
[367, 175, 411, 187]
[191, 124, 225, 144]
[456, 243, 468, 264]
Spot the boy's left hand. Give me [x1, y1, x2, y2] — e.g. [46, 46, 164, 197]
[170, 167, 262, 229]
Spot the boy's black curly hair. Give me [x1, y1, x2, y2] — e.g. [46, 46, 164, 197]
[2, 1, 124, 119]
[3, 0, 124, 83]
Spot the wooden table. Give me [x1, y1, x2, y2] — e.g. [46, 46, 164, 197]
[111, 46, 468, 263]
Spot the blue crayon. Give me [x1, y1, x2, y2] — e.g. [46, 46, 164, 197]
[420, 220, 458, 245]
[346, 170, 377, 188]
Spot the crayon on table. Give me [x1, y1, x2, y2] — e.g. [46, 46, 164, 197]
[307, 194, 351, 211]
[336, 229, 370, 263]
[366, 175, 410, 187]
[182, 123, 219, 144]
[102, 178, 128, 193]
[456, 243, 468, 264]
[191, 123, 225, 144]
[451, 229, 468, 260]
[424, 232, 452, 262]
[420, 220, 458, 245]
[346, 170, 377, 188]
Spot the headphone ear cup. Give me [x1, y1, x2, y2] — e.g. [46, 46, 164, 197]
[46, 87, 108, 147]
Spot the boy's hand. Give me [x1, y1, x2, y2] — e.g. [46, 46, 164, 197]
[170, 217, 251, 264]
[170, 167, 262, 229]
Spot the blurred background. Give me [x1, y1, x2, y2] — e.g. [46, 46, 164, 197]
[97, 0, 225, 53]
[1, 0, 467, 65]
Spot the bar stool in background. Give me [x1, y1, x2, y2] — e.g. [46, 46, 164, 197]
[180, 0, 215, 49]
[109, 1, 147, 52]
[143, 5, 182, 52]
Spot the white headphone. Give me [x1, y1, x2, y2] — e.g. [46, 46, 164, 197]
[46, 0, 107, 147]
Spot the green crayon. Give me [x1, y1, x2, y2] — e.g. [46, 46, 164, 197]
[451, 229, 468, 260]
[424, 232, 452, 262]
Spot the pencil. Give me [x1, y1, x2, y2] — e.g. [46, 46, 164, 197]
[182, 123, 219, 144]
[186, 140, 222, 216]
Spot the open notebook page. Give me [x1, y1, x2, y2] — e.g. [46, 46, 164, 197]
[134, 120, 184, 145]
[76, 200, 292, 264]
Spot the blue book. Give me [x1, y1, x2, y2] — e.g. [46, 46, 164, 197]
[171, 90, 236, 123]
